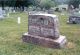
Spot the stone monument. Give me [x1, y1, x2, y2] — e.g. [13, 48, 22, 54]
[0, 7, 4, 19]
[68, 9, 80, 24]
[47, 8, 54, 14]
[22, 13, 67, 48]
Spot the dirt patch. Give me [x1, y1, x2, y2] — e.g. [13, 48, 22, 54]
[66, 42, 76, 49]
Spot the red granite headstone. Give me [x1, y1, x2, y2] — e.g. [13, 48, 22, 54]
[28, 14, 59, 39]
[22, 13, 67, 48]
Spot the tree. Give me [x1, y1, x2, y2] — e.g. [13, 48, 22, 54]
[68, 0, 80, 9]
[27, 0, 56, 10]
[38, 0, 55, 10]
[0, 0, 56, 11]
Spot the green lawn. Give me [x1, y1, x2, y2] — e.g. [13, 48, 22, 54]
[0, 12, 80, 55]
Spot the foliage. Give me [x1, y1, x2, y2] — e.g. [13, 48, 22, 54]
[0, 0, 32, 7]
[0, 0, 56, 10]
[68, 0, 80, 8]
[28, 0, 56, 10]
[39, 0, 55, 10]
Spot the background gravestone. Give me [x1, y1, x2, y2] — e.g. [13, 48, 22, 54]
[0, 7, 4, 19]
[8, 7, 14, 13]
[24, 7, 27, 12]
[68, 9, 80, 24]
[22, 13, 67, 48]
[2, 10, 6, 17]
[47, 8, 54, 14]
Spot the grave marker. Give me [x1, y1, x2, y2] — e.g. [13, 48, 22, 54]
[0, 7, 4, 19]
[22, 13, 67, 48]
[68, 10, 80, 24]
[18, 17, 21, 24]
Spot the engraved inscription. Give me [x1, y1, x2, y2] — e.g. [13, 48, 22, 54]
[29, 26, 40, 36]
[41, 28, 54, 37]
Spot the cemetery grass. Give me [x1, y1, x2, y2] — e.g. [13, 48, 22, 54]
[0, 12, 80, 55]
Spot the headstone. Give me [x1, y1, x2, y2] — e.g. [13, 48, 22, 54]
[2, 10, 7, 17]
[36, 7, 41, 11]
[9, 7, 13, 13]
[3, 7, 10, 17]
[18, 17, 21, 24]
[28, 7, 34, 12]
[47, 8, 54, 14]
[24, 7, 27, 12]
[22, 13, 67, 48]
[68, 10, 80, 24]
[0, 7, 4, 19]
[68, 5, 74, 13]
[13, 10, 16, 13]
[7, 13, 9, 17]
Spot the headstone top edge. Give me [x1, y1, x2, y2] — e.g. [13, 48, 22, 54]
[29, 13, 57, 18]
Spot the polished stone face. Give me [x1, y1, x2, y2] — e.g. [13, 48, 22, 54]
[28, 14, 60, 39]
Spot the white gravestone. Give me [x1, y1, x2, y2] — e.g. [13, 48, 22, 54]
[18, 17, 21, 24]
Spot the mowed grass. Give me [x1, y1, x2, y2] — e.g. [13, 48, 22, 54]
[0, 12, 80, 55]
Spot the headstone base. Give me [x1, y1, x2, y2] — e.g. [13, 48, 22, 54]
[22, 33, 67, 48]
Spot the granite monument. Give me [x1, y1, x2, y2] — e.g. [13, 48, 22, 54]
[22, 13, 67, 48]
[68, 9, 80, 24]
